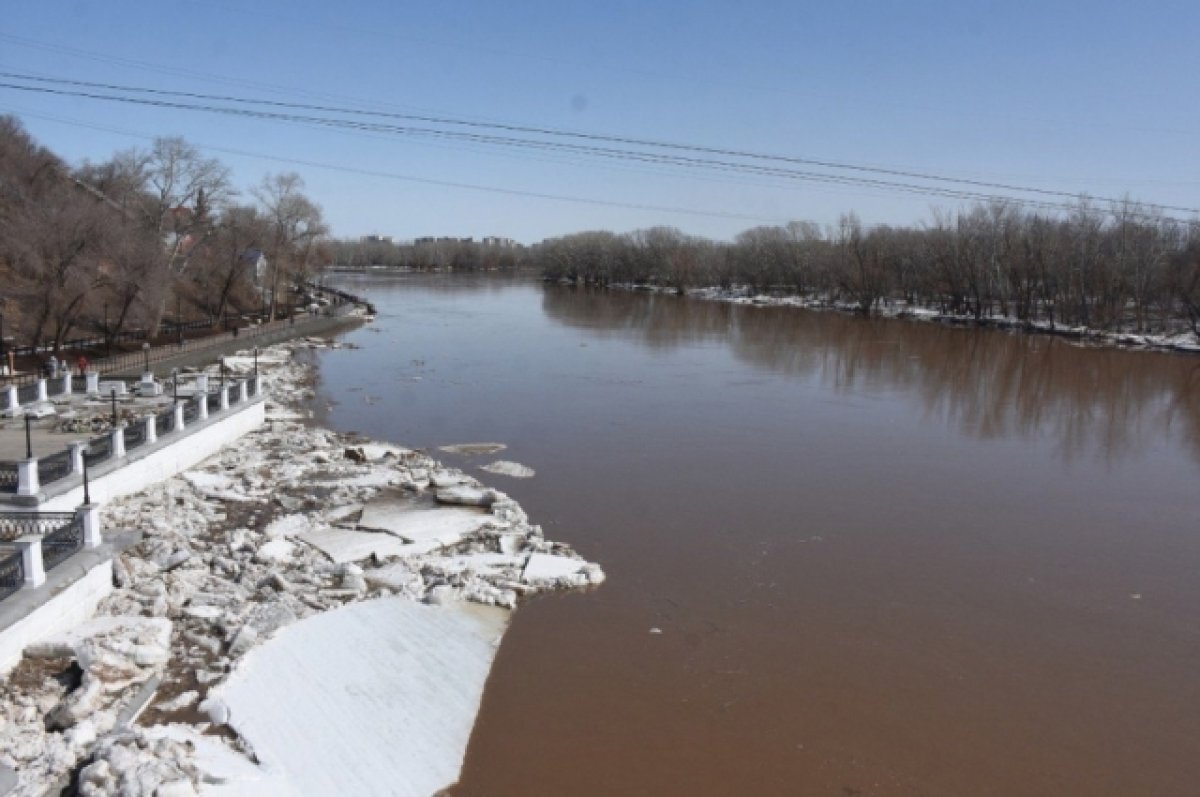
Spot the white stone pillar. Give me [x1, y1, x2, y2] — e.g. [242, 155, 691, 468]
[144, 415, 157, 444]
[196, 373, 209, 393]
[3, 386, 16, 413]
[61, 373, 73, 395]
[35, 378, 48, 403]
[111, 426, 126, 459]
[197, 394, 208, 421]
[79, 505, 102, 549]
[17, 459, 39, 497]
[238, 380, 249, 403]
[253, 375, 263, 396]
[14, 536, 45, 587]
[173, 403, 185, 432]
[85, 371, 100, 394]
[219, 385, 230, 411]
[68, 441, 87, 473]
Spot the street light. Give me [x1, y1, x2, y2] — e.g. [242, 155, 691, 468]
[110, 388, 118, 428]
[24, 414, 32, 460]
[253, 347, 259, 377]
[171, 368, 178, 404]
[219, 359, 226, 390]
[82, 453, 91, 505]
[142, 342, 151, 374]
[176, 296, 183, 347]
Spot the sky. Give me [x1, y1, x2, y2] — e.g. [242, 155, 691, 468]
[1, 0, 1197, 243]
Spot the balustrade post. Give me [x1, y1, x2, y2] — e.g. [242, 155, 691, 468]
[196, 393, 208, 421]
[85, 371, 100, 395]
[195, 373, 209, 393]
[238, 379, 249, 403]
[144, 414, 157, 444]
[68, 441, 87, 473]
[173, 402, 185, 432]
[3, 385, 16, 413]
[61, 373, 72, 395]
[14, 536, 45, 587]
[35, 378, 48, 403]
[111, 426, 126, 459]
[79, 505, 102, 549]
[17, 458, 39, 496]
[253, 375, 263, 396]
[219, 385, 230, 411]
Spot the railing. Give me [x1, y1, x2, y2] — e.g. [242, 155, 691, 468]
[182, 400, 199, 424]
[0, 463, 17, 495]
[17, 382, 39, 404]
[227, 386, 241, 406]
[0, 511, 77, 542]
[37, 450, 72, 486]
[41, 514, 84, 571]
[0, 549, 23, 602]
[156, 407, 176, 435]
[71, 378, 90, 393]
[83, 435, 113, 467]
[124, 422, 147, 451]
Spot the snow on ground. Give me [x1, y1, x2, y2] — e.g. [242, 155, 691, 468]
[615, 283, 1200, 354]
[0, 333, 604, 796]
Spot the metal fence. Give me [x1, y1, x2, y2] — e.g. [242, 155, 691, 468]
[156, 407, 176, 436]
[0, 463, 17, 495]
[183, 399, 200, 424]
[37, 450, 72, 486]
[124, 422, 147, 451]
[0, 511, 77, 543]
[83, 435, 113, 467]
[0, 549, 23, 602]
[41, 514, 84, 571]
[16, 382, 39, 404]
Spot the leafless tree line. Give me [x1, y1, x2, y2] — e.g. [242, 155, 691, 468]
[534, 206, 1200, 335]
[0, 116, 329, 354]
[330, 238, 521, 272]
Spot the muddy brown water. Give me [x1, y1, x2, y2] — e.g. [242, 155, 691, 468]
[307, 273, 1200, 797]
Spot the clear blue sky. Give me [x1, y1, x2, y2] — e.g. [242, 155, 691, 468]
[1, 0, 1197, 242]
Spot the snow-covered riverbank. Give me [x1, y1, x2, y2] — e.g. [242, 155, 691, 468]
[606, 283, 1200, 355]
[0, 338, 604, 796]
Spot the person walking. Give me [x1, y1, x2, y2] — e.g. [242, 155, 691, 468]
[77, 355, 89, 376]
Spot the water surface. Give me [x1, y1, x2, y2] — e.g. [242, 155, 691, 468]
[312, 273, 1200, 797]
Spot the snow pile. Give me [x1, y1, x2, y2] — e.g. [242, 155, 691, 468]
[0, 335, 604, 795]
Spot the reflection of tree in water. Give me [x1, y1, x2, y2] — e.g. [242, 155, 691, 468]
[542, 286, 1200, 464]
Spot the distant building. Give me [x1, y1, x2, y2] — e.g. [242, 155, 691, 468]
[482, 236, 516, 248]
[361, 234, 393, 244]
[241, 249, 267, 284]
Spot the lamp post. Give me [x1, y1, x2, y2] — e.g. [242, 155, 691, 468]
[142, 342, 150, 375]
[177, 296, 183, 346]
[253, 347, 259, 377]
[24, 414, 32, 459]
[103, 302, 110, 357]
[171, 368, 178, 404]
[219, 359, 226, 390]
[82, 453, 91, 505]
[110, 387, 118, 428]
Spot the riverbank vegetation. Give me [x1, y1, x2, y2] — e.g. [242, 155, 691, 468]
[0, 116, 329, 354]
[533, 208, 1200, 336]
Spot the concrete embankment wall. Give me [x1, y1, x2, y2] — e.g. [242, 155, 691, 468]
[0, 558, 112, 676]
[36, 397, 266, 513]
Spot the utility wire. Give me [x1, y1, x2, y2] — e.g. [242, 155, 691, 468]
[1, 78, 1189, 222]
[3, 71, 1196, 216]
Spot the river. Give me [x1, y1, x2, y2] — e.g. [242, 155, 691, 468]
[309, 273, 1200, 797]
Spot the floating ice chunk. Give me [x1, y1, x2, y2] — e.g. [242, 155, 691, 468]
[521, 553, 587, 583]
[297, 527, 412, 564]
[210, 597, 510, 797]
[255, 538, 296, 564]
[358, 500, 488, 550]
[263, 514, 311, 539]
[480, 460, 535, 479]
[435, 486, 495, 507]
[438, 442, 507, 456]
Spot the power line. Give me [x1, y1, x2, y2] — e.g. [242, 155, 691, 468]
[4, 70, 1195, 216]
[3, 77, 1191, 222]
[2, 105, 789, 224]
